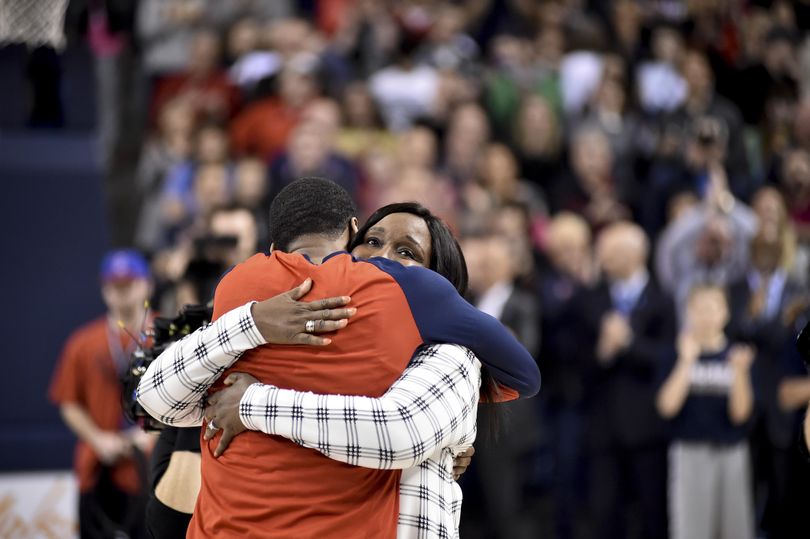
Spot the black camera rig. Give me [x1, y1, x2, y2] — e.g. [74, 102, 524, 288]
[122, 304, 213, 431]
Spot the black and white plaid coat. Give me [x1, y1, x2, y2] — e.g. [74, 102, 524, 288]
[137, 302, 481, 539]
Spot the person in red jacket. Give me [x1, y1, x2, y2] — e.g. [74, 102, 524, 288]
[50, 249, 156, 539]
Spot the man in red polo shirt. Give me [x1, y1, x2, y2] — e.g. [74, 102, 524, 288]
[50, 249, 156, 539]
[138, 178, 539, 537]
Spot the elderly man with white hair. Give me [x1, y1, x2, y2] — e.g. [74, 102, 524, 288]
[569, 221, 676, 539]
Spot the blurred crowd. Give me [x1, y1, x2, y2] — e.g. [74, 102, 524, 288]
[34, 0, 810, 538]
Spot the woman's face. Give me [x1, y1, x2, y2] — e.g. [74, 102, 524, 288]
[352, 213, 433, 268]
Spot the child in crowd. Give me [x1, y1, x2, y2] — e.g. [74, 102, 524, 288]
[657, 284, 756, 539]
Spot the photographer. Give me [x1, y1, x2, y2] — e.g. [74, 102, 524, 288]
[154, 204, 259, 314]
[49, 250, 156, 539]
[654, 140, 759, 316]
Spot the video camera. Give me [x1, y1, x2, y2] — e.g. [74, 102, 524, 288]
[122, 303, 213, 431]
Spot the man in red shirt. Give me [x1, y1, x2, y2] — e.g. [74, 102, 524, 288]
[50, 250, 156, 539]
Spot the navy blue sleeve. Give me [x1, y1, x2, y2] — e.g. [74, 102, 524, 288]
[365, 257, 541, 398]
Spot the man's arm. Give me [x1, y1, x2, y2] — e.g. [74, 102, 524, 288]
[137, 302, 266, 427]
[230, 344, 481, 469]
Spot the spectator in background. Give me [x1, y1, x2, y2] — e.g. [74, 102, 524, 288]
[175, 204, 258, 308]
[160, 121, 233, 243]
[670, 49, 751, 185]
[135, 97, 195, 253]
[442, 102, 492, 186]
[138, 0, 209, 78]
[467, 143, 547, 220]
[229, 62, 320, 159]
[727, 234, 803, 537]
[657, 286, 756, 539]
[335, 81, 397, 160]
[751, 187, 799, 280]
[268, 119, 359, 203]
[49, 250, 156, 539]
[369, 33, 440, 131]
[232, 158, 269, 247]
[226, 17, 283, 98]
[483, 31, 563, 142]
[655, 164, 759, 315]
[636, 22, 687, 115]
[573, 222, 674, 539]
[537, 212, 595, 539]
[551, 126, 632, 230]
[512, 94, 563, 193]
[779, 147, 810, 244]
[149, 28, 240, 126]
[644, 115, 749, 238]
[462, 232, 541, 539]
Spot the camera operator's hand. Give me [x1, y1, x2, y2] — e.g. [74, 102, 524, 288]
[251, 278, 357, 346]
[204, 372, 260, 457]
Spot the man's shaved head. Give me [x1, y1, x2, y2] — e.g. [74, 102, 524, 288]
[597, 221, 649, 280]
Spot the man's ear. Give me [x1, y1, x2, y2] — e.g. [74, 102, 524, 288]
[345, 217, 360, 248]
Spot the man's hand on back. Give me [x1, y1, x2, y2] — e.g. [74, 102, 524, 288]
[204, 372, 260, 457]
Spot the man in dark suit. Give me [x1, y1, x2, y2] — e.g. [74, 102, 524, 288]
[571, 222, 675, 539]
[727, 234, 804, 537]
[461, 233, 541, 539]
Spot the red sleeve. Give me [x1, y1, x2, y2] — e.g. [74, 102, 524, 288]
[48, 331, 86, 405]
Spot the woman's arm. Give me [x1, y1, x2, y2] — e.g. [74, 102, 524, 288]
[137, 280, 353, 427]
[137, 302, 265, 427]
[234, 344, 481, 469]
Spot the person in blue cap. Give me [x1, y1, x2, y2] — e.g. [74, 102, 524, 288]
[49, 249, 155, 539]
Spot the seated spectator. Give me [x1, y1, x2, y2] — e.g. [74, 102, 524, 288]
[467, 143, 547, 220]
[230, 64, 320, 159]
[483, 30, 563, 139]
[657, 285, 757, 539]
[441, 102, 491, 185]
[138, 0, 208, 78]
[268, 121, 359, 202]
[161, 122, 234, 242]
[150, 29, 240, 126]
[573, 56, 640, 180]
[369, 34, 440, 131]
[335, 81, 397, 160]
[135, 97, 195, 252]
[636, 22, 687, 114]
[550, 126, 631, 230]
[512, 94, 563, 192]
[376, 166, 457, 228]
[233, 158, 269, 248]
[226, 17, 282, 96]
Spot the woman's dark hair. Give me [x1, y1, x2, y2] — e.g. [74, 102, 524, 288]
[350, 202, 502, 405]
[350, 202, 469, 295]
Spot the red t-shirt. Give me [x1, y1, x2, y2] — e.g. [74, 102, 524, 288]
[188, 252, 424, 538]
[49, 318, 142, 494]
